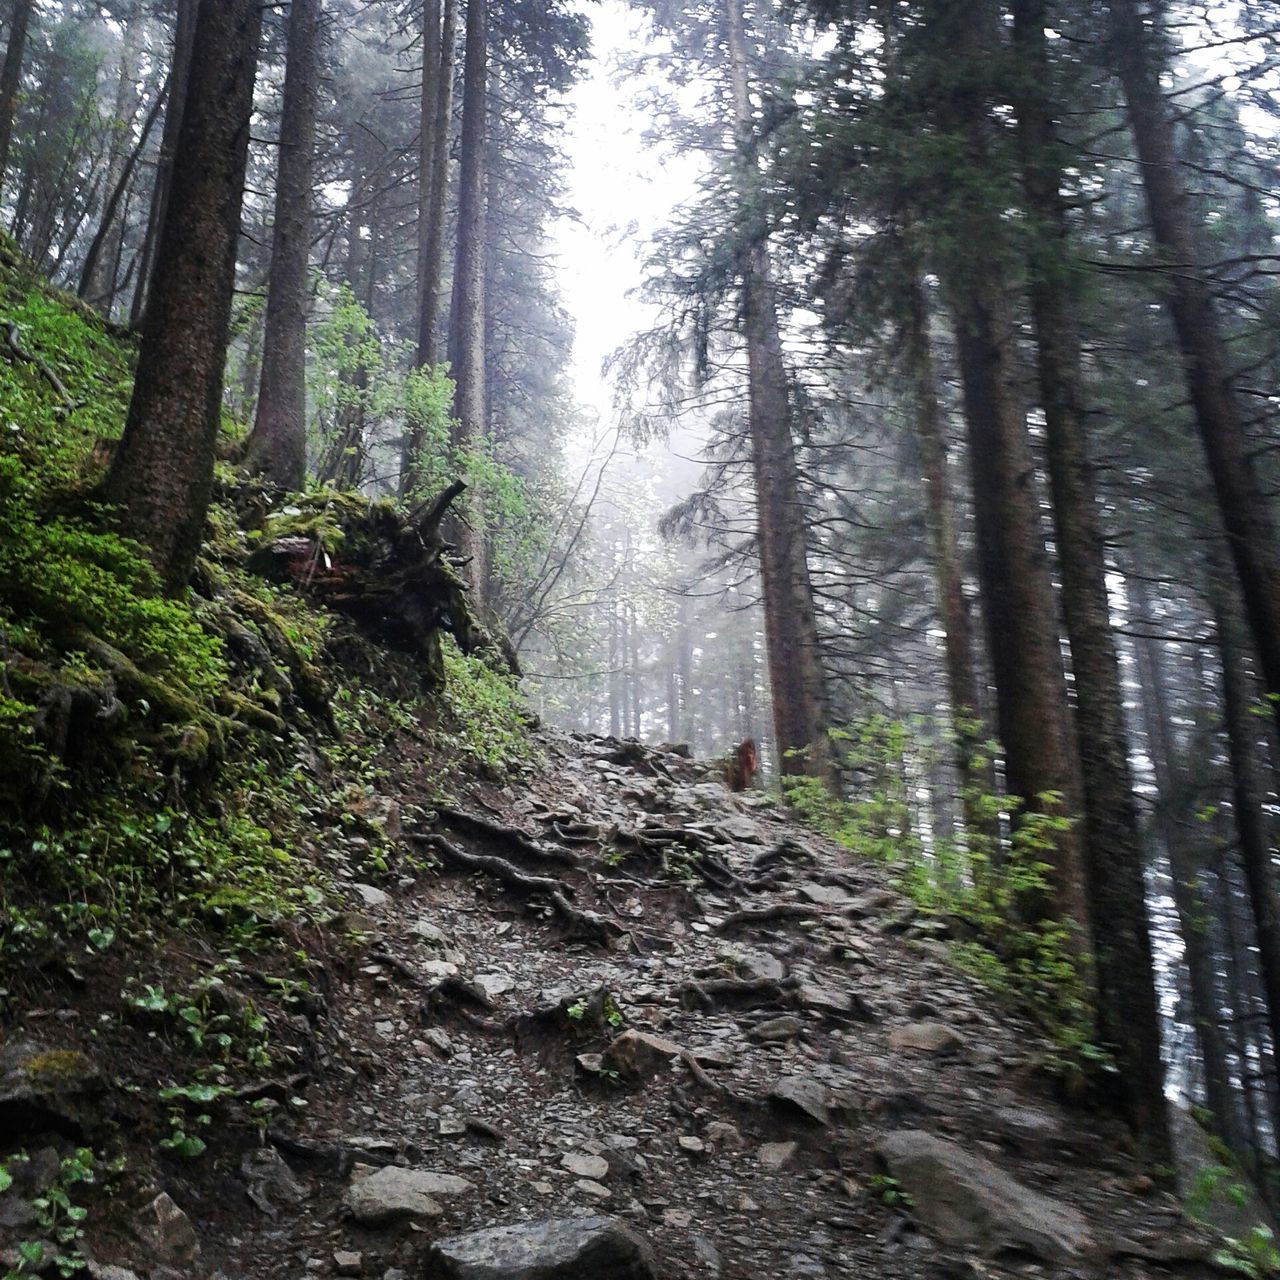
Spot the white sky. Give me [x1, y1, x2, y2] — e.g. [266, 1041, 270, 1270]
[551, 1, 700, 421]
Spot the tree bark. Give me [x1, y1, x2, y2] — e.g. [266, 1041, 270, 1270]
[903, 273, 991, 821]
[723, 0, 833, 786]
[1011, 0, 1168, 1159]
[448, 0, 490, 603]
[103, 0, 263, 593]
[1109, 0, 1280, 743]
[1130, 582, 1241, 1153]
[244, 0, 321, 492]
[0, 0, 32, 194]
[79, 84, 167, 310]
[131, 0, 199, 329]
[403, 0, 458, 496]
[1207, 552, 1280, 1130]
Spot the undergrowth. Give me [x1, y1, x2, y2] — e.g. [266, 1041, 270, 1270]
[784, 715, 1099, 1069]
[0, 233, 534, 999]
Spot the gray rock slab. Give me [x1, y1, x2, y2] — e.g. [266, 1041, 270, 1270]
[877, 1130, 1094, 1262]
[424, 1215, 658, 1280]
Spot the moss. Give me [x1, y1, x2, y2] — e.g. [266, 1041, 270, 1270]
[23, 1049, 93, 1086]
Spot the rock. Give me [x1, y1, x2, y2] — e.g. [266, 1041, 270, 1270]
[351, 883, 389, 909]
[704, 1122, 744, 1151]
[678, 1136, 705, 1155]
[574, 1179, 611, 1201]
[877, 1130, 1095, 1262]
[691, 1234, 722, 1274]
[716, 815, 763, 843]
[88, 1266, 144, 1280]
[240, 1146, 306, 1217]
[888, 1023, 965, 1053]
[420, 959, 462, 981]
[130, 1192, 202, 1269]
[769, 1076, 833, 1125]
[424, 1215, 658, 1280]
[845, 888, 898, 916]
[425, 1027, 455, 1057]
[748, 1015, 803, 1044]
[474, 972, 515, 1001]
[601, 1030, 683, 1080]
[561, 1152, 609, 1181]
[759, 1142, 799, 1170]
[344, 1165, 472, 1224]
[795, 882, 851, 907]
[0, 1040, 106, 1138]
[726, 947, 785, 982]
[410, 920, 450, 947]
[334, 1251, 363, 1276]
[796, 982, 855, 1016]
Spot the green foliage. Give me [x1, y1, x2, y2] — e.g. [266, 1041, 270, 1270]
[1212, 1228, 1280, 1279]
[867, 1173, 913, 1209]
[783, 716, 1096, 1060]
[435, 634, 537, 777]
[0, 1146, 105, 1280]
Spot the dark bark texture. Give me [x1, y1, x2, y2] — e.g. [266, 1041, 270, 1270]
[104, 0, 263, 593]
[1011, 0, 1168, 1159]
[0, 0, 32, 191]
[245, 0, 321, 491]
[1110, 0, 1280, 741]
[724, 0, 833, 784]
[447, 0, 490, 602]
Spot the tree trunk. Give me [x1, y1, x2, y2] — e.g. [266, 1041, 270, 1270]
[1129, 575, 1240, 1152]
[243, 0, 321, 492]
[131, 0, 199, 329]
[447, 0, 490, 604]
[1208, 553, 1280, 1127]
[403, 0, 457, 495]
[79, 84, 167, 310]
[0, 0, 32, 193]
[1011, 0, 1168, 1159]
[1109, 0, 1280, 742]
[103, 0, 263, 593]
[904, 272, 991, 820]
[723, 0, 833, 786]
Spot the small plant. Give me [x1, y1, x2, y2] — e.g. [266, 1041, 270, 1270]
[868, 1173, 913, 1209]
[0, 1147, 99, 1279]
[1212, 1226, 1280, 1279]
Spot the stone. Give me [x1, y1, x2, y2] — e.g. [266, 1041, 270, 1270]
[877, 1130, 1095, 1262]
[747, 1015, 803, 1044]
[561, 1152, 609, 1181]
[759, 1142, 799, 1170]
[351, 883, 389, 909]
[574, 1179, 611, 1201]
[846, 888, 898, 916]
[601, 1030, 683, 1080]
[769, 1076, 833, 1125]
[334, 1251, 363, 1276]
[716, 815, 763, 843]
[424, 1215, 658, 1280]
[344, 1165, 472, 1224]
[795, 882, 851, 907]
[88, 1267, 143, 1280]
[475, 972, 515, 1001]
[889, 1023, 965, 1054]
[130, 1192, 201, 1269]
[677, 1136, 705, 1155]
[704, 1122, 744, 1151]
[425, 1027, 455, 1057]
[797, 983, 854, 1016]
[0, 1041, 106, 1138]
[240, 1146, 306, 1217]
[410, 920, 450, 947]
[728, 947, 786, 982]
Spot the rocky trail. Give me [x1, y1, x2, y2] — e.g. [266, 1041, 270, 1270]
[4, 729, 1221, 1280]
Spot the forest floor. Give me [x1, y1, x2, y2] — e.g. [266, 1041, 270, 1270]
[4, 721, 1231, 1280]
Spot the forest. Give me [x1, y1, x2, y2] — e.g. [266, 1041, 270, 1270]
[0, 0, 1279, 1276]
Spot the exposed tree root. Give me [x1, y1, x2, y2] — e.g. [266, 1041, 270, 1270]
[715, 902, 833, 933]
[675, 976, 796, 1012]
[416, 834, 619, 944]
[437, 806, 583, 869]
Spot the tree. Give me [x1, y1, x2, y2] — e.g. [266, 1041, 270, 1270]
[448, 0, 491, 601]
[244, 0, 322, 491]
[1010, 0, 1167, 1157]
[0, 0, 33, 195]
[1108, 0, 1280, 740]
[131, 0, 199, 327]
[103, 0, 263, 591]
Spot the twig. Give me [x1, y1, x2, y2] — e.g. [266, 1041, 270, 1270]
[3, 320, 75, 410]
